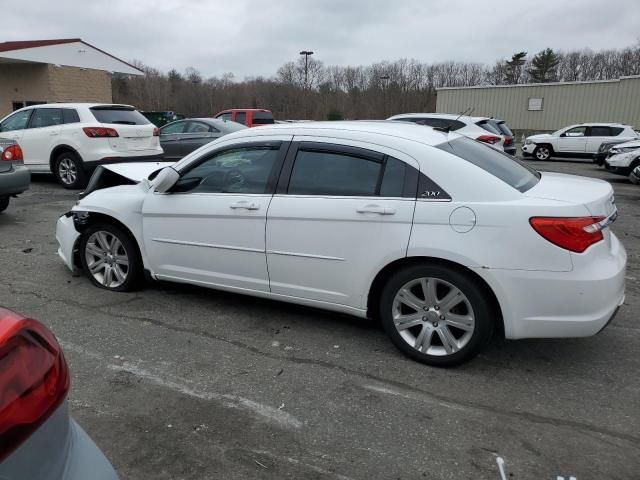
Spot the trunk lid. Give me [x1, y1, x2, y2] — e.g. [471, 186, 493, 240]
[106, 124, 157, 152]
[524, 172, 616, 218]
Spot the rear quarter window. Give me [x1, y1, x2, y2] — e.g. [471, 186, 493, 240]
[610, 127, 624, 136]
[437, 137, 540, 193]
[90, 107, 150, 125]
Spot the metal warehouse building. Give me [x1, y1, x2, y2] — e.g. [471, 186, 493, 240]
[436, 75, 640, 134]
[0, 38, 142, 118]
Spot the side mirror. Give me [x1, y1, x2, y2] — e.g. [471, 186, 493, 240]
[152, 167, 180, 193]
[559, 133, 566, 137]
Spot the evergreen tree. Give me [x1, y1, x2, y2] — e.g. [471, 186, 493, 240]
[528, 48, 561, 83]
[504, 51, 527, 84]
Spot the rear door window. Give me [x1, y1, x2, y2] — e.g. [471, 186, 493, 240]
[90, 106, 150, 125]
[29, 108, 63, 128]
[589, 126, 612, 137]
[160, 121, 186, 135]
[437, 137, 540, 193]
[62, 108, 80, 124]
[288, 149, 382, 196]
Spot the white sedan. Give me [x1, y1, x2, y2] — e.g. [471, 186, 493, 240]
[56, 121, 626, 366]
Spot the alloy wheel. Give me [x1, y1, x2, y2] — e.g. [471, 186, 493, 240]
[392, 277, 475, 356]
[84, 231, 130, 289]
[58, 158, 77, 185]
[535, 147, 550, 160]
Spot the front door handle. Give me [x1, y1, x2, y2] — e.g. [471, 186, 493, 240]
[356, 204, 396, 215]
[229, 201, 260, 210]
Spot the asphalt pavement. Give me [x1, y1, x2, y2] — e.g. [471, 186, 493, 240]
[0, 158, 638, 480]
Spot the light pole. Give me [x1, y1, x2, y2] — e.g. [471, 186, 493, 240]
[380, 75, 390, 118]
[299, 50, 314, 89]
[299, 50, 314, 119]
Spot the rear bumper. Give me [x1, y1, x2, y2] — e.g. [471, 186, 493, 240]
[504, 146, 516, 156]
[84, 153, 164, 170]
[0, 164, 30, 196]
[477, 233, 627, 339]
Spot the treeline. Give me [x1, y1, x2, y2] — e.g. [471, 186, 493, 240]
[112, 44, 640, 121]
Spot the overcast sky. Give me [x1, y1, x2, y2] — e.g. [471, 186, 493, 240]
[4, 0, 640, 78]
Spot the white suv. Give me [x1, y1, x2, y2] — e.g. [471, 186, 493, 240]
[387, 113, 506, 152]
[0, 103, 163, 188]
[522, 123, 638, 160]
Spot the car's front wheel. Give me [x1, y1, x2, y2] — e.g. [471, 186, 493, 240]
[79, 223, 143, 291]
[379, 264, 495, 367]
[54, 151, 87, 189]
[533, 145, 552, 161]
[0, 196, 9, 213]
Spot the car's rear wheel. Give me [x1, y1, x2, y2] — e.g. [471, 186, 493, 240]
[379, 264, 494, 367]
[533, 145, 552, 161]
[54, 151, 87, 189]
[0, 196, 9, 213]
[79, 223, 143, 291]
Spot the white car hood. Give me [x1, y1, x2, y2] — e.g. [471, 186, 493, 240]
[101, 162, 174, 182]
[527, 134, 553, 142]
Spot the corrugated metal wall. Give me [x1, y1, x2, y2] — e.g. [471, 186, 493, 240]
[436, 76, 640, 132]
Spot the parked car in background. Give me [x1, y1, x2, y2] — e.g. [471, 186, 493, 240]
[603, 139, 640, 177]
[482, 119, 516, 156]
[159, 118, 247, 160]
[522, 123, 637, 160]
[56, 121, 625, 366]
[0, 104, 163, 189]
[141, 111, 185, 127]
[214, 109, 275, 128]
[0, 138, 30, 213]
[387, 113, 507, 152]
[593, 139, 632, 166]
[629, 165, 640, 185]
[0, 307, 119, 479]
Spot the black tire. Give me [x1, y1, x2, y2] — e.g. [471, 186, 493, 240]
[54, 151, 88, 189]
[0, 196, 9, 213]
[533, 144, 552, 161]
[379, 264, 495, 367]
[79, 223, 143, 292]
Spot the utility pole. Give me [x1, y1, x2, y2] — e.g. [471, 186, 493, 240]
[380, 75, 390, 118]
[300, 50, 314, 119]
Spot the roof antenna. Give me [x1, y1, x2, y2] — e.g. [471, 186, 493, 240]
[456, 107, 474, 121]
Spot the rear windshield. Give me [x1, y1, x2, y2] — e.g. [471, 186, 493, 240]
[90, 106, 150, 125]
[437, 137, 540, 193]
[495, 121, 513, 136]
[252, 111, 275, 125]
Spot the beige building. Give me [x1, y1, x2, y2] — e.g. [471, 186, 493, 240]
[436, 76, 640, 133]
[0, 38, 142, 118]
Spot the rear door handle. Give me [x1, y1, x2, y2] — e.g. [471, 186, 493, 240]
[230, 201, 260, 210]
[356, 204, 396, 215]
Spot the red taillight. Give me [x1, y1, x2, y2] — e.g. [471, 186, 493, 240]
[1, 144, 23, 162]
[476, 135, 502, 145]
[0, 308, 69, 461]
[153, 127, 160, 137]
[530, 216, 606, 253]
[504, 137, 514, 147]
[82, 127, 119, 138]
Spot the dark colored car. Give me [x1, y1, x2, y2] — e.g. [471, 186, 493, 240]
[0, 307, 119, 479]
[141, 111, 185, 127]
[0, 138, 30, 213]
[159, 118, 247, 161]
[214, 109, 275, 128]
[478, 119, 517, 156]
[593, 139, 630, 166]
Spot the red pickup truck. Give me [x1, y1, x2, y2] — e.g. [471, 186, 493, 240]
[214, 109, 275, 128]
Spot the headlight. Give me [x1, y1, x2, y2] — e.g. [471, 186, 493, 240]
[525, 139, 533, 145]
[612, 147, 640, 154]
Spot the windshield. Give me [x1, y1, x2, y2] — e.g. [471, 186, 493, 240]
[437, 136, 540, 192]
